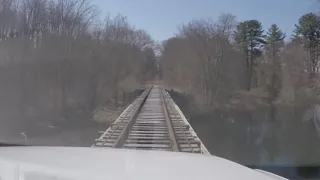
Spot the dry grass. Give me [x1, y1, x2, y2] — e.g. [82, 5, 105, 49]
[92, 107, 123, 123]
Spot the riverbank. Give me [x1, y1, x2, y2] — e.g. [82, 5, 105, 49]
[0, 89, 144, 146]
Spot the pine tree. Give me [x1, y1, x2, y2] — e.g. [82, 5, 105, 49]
[266, 24, 286, 50]
[293, 13, 320, 77]
[265, 24, 286, 100]
[234, 20, 266, 90]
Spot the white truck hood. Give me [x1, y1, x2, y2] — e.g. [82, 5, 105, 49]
[0, 147, 287, 180]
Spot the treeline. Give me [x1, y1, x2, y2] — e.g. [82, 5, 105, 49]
[161, 13, 320, 108]
[0, 0, 157, 120]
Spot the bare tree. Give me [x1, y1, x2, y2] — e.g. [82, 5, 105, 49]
[176, 14, 238, 106]
[47, 0, 98, 37]
[0, 1, 154, 124]
[0, 0, 20, 39]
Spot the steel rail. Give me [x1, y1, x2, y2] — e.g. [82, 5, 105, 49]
[93, 86, 205, 153]
[160, 89, 179, 152]
[112, 87, 152, 148]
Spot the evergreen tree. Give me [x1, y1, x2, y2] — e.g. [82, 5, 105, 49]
[293, 13, 320, 77]
[234, 20, 266, 90]
[265, 24, 286, 100]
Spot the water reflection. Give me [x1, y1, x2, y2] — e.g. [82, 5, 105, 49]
[191, 106, 320, 165]
[190, 106, 320, 179]
[169, 90, 320, 179]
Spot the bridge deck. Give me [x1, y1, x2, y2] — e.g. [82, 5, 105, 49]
[92, 86, 210, 155]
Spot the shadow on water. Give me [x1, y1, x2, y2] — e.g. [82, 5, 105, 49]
[168, 89, 320, 180]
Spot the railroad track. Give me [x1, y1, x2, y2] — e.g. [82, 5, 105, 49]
[93, 86, 206, 153]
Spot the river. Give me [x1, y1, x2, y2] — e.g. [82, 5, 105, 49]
[169, 90, 320, 179]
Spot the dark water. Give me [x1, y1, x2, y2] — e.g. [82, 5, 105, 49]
[168, 90, 320, 179]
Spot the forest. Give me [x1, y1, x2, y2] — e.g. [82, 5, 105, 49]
[0, 0, 158, 125]
[0, 0, 319, 124]
[161, 12, 320, 110]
